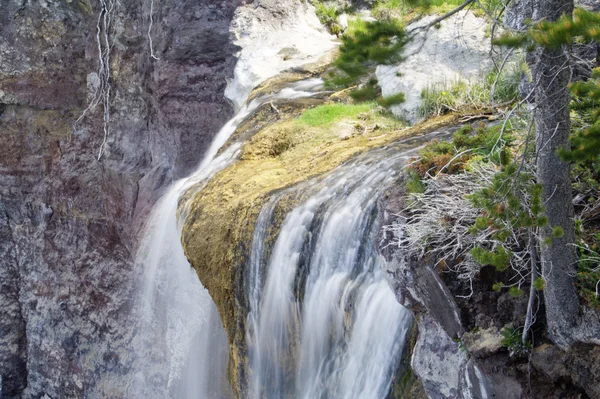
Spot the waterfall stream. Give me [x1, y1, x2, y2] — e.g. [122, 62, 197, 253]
[133, 64, 457, 397]
[131, 80, 323, 398]
[246, 145, 421, 398]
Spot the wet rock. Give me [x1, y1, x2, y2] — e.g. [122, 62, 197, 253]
[411, 314, 472, 399]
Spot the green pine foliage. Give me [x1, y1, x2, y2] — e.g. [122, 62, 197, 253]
[326, 19, 408, 103]
[409, 123, 512, 177]
[467, 163, 545, 270]
[533, 277, 545, 290]
[494, 8, 600, 163]
[350, 78, 382, 102]
[561, 67, 600, 161]
[493, 8, 600, 49]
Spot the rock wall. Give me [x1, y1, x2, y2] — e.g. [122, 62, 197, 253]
[0, 0, 239, 397]
[379, 173, 600, 399]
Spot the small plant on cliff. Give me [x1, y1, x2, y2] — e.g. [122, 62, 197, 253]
[408, 123, 512, 178]
[314, 1, 344, 35]
[501, 327, 532, 357]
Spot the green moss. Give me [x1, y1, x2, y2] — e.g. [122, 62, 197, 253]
[296, 102, 375, 126]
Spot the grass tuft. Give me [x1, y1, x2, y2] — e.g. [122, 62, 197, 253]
[297, 103, 376, 126]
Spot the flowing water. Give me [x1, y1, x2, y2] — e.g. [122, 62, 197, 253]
[245, 133, 452, 398]
[131, 79, 323, 398]
[133, 66, 458, 398]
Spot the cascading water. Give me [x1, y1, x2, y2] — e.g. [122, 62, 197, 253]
[130, 79, 323, 398]
[244, 136, 444, 398]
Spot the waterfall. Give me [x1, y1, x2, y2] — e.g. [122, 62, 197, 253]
[130, 79, 323, 398]
[246, 146, 423, 398]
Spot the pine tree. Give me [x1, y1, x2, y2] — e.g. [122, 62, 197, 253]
[495, 3, 600, 348]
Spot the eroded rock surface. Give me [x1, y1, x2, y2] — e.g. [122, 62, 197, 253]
[225, 0, 337, 108]
[0, 0, 239, 396]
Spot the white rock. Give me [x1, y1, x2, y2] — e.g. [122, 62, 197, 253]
[338, 13, 349, 30]
[377, 11, 494, 124]
[225, 0, 338, 109]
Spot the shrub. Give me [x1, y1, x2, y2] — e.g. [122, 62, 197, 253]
[313, 1, 343, 35]
[408, 123, 513, 177]
[501, 327, 531, 357]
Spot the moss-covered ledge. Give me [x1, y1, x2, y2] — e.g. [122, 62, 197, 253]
[179, 94, 458, 394]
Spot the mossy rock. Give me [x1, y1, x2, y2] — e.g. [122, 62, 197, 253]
[180, 90, 458, 395]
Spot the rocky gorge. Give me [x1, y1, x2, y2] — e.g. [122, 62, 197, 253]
[1, 0, 600, 398]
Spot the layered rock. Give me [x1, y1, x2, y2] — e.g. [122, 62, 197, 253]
[180, 82, 458, 394]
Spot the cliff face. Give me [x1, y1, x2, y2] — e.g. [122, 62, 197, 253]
[0, 1, 239, 397]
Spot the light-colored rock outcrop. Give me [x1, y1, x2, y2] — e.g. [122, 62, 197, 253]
[376, 10, 494, 123]
[225, 0, 337, 109]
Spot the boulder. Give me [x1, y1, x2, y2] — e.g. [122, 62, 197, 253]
[462, 327, 504, 358]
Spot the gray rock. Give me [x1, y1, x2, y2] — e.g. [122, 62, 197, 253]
[0, 0, 240, 397]
[532, 344, 569, 380]
[462, 327, 503, 358]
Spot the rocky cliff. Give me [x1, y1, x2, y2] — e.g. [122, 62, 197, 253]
[0, 0, 239, 397]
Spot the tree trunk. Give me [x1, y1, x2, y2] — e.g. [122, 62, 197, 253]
[522, 229, 538, 345]
[532, 0, 579, 349]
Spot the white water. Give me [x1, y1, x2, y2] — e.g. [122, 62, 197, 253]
[130, 79, 323, 398]
[247, 151, 416, 398]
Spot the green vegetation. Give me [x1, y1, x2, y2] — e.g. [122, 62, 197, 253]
[418, 65, 521, 119]
[327, 19, 407, 89]
[576, 242, 600, 309]
[467, 163, 546, 267]
[494, 8, 600, 50]
[405, 169, 426, 193]
[562, 67, 600, 162]
[501, 327, 531, 357]
[566, 69, 600, 310]
[349, 78, 382, 102]
[372, 0, 466, 21]
[314, 1, 344, 35]
[409, 123, 512, 177]
[296, 102, 375, 126]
